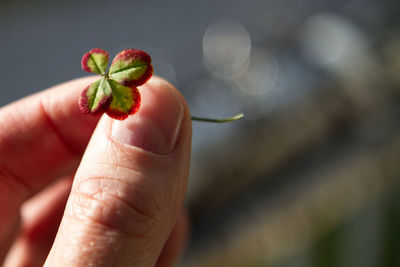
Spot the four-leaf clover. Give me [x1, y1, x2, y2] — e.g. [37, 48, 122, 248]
[79, 48, 153, 120]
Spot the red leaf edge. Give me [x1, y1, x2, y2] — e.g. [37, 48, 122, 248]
[106, 87, 141, 120]
[81, 48, 109, 73]
[111, 49, 153, 88]
[79, 83, 113, 116]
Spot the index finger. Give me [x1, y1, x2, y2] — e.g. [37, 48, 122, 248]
[0, 76, 99, 202]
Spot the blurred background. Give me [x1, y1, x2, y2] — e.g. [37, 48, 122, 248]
[1, 0, 400, 266]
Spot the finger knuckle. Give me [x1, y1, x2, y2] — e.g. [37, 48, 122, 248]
[69, 175, 164, 237]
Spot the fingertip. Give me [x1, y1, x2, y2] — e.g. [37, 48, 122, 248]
[111, 76, 185, 155]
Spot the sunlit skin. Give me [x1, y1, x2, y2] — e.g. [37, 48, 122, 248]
[0, 76, 191, 266]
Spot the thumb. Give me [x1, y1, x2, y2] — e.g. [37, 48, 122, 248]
[45, 77, 191, 266]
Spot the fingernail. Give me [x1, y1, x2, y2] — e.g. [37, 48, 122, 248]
[111, 82, 184, 155]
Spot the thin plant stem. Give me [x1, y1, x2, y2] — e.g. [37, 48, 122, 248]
[191, 113, 244, 123]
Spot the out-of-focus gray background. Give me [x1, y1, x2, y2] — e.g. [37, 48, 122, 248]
[2, 0, 400, 266]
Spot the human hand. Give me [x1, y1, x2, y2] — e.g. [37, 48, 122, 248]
[0, 76, 191, 266]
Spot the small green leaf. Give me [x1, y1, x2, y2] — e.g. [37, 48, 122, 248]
[106, 79, 141, 120]
[109, 49, 153, 88]
[81, 48, 109, 75]
[79, 77, 113, 115]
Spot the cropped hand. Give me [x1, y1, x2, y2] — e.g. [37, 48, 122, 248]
[0, 76, 191, 266]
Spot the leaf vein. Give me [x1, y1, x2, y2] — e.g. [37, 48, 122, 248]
[110, 63, 147, 75]
[89, 54, 103, 74]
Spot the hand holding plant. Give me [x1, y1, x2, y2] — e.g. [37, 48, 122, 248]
[0, 47, 244, 266]
[79, 48, 243, 122]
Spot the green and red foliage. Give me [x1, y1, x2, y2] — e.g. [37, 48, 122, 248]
[79, 48, 153, 120]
